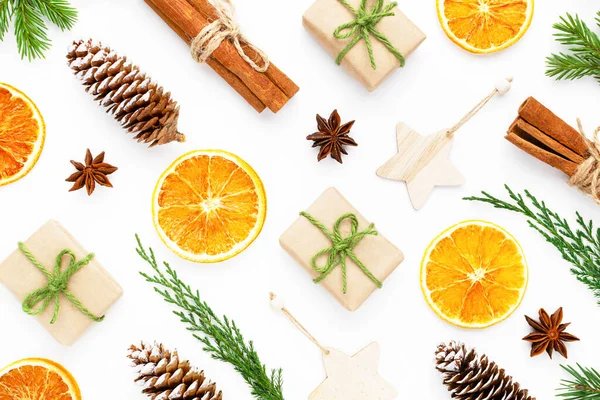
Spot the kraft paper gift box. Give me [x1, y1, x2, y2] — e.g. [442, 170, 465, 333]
[0, 220, 123, 346]
[302, 0, 426, 91]
[280, 188, 404, 311]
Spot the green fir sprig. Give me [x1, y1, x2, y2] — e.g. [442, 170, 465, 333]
[546, 12, 600, 82]
[0, 0, 77, 61]
[135, 235, 285, 400]
[558, 364, 600, 399]
[464, 185, 600, 303]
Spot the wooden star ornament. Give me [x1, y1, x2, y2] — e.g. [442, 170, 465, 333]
[376, 78, 513, 210]
[310, 343, 397, 400]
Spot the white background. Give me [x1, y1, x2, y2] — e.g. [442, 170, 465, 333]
[1, 0, 600, 399]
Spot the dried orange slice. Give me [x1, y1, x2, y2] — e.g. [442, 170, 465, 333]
[153, 150, 267, 263]
[0, 83, 46, 186]
[0, 358, 82, 400]
[421, 221, 527, 328]
[437, 0, 534, 54]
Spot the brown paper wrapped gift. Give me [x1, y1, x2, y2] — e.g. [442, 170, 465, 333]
[0, 220, 123, 346]
[280, 188, 404, 311]
[302, 0, 426, 91]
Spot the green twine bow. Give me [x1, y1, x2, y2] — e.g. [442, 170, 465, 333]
[300, 212, 382, 294]
[19, 243, 105, 324]
[334, 0, 405, 70]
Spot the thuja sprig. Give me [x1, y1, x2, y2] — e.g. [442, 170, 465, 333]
[464, 185, 600, 303]
[558, 364, 600, 399]
[135, 235, 285, 400]
[546, 12, 600, 82]
[0, 0, 77, 60]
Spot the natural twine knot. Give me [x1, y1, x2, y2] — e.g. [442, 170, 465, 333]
[49, 280, 67, 294]
[300, 212, 382, 294]
[569, 119, 600, 204]
[334, 0, 404, 70]
[191, 0, 270, 73]
[19, 243, 105, 324]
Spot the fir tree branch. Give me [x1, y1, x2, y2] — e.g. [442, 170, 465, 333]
[13, 0, 50, 61]
[0, 0, 10, 41]
[31, 0, 76, 31]
[546, 12, 600, 82]
[558, 364, 600, 399]
[135, 235, 285, 400]
[0, 0, 77, 60]
[464, 185, 600, 304]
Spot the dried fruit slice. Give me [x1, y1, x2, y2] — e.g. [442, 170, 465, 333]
[0, 358, 82, 400]
[0, 83, 46, 186]
[437, 0, 534, 54]
[421, 220, 528, 328]
[153, 150, 267, 263]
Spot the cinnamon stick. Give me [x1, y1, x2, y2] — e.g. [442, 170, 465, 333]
[148, 0, 293, 113]
[518, 97, 588, 156]
[185, 0, 299, 99]
[507, 118, 580, 176]
[144, 0, 265, 113]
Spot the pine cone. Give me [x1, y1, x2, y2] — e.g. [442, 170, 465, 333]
[435, 341, 535, 400]
[67, 39, 185, 147]
[128, 342, 222, 400]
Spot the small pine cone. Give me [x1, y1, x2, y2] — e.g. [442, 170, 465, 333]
[128, 342, 222, 400]
[435, 341, 535, 400]
[67, 39, 185, 147]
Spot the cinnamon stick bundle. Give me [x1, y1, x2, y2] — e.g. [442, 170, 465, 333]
[146, 0, 299, 113]
[506, 97, 588, 176]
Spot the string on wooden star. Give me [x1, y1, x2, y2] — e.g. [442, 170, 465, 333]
[270, 292, 330, 355]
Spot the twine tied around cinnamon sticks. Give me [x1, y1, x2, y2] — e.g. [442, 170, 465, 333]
[569, 120, 600, 204]
[191, 0, 270, 72]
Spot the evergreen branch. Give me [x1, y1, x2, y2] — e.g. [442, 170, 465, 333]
[135, 235, 285, 400]
[558, 364, 600, 399]
[546, 52, 600, 82]
[0, 0, 77, 60]
[464, 185, 600, 304]
[13, 1, 50, 61]
[0, 0, 10, 41]
[31, 0, 76, 31]
[546, 12, 600, 82]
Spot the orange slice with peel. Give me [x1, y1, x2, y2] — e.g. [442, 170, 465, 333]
[153, 150, 267, 263]
[0, 358, 82, 400]
[0, 83, 46, 186]
[421, 220, 527, 328]
[437, 0, 534, 54]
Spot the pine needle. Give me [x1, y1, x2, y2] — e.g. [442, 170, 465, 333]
[546, 12, 600, 82]
[135, 236, 285, 400]
[32, 0, 77, 31]
[464, 185, 600, 303]
[0, 0, 10, 41]
[0, 0, 77, 61]
[558, 364, 600, 399]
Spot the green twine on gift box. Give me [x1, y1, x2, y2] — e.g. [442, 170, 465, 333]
[18, 243, 105, 324]
[300, 212, 382, 294]
[334, 0, 405, 70]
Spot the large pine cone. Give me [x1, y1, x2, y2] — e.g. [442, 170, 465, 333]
[128, 342, 222, 400]
[67, 39, 185, 147]
[435, 341, 534, 400]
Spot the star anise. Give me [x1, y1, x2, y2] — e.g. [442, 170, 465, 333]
[523, 307, 579, 359]
[306, 109, 357, 164]
[66, 149, 118, 196]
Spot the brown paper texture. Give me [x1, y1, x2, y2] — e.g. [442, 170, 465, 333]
[0, 220, 123, 346]
[280, 188, 404, 311]
[303, 0, 426, 91]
